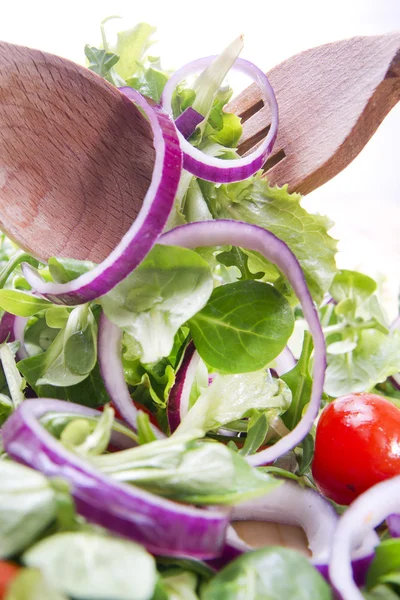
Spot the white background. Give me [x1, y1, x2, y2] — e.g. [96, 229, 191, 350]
[1, 0, 400, 312]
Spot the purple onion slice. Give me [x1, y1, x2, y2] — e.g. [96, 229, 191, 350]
[22, 90, 182, 306]
[175, 107, 204, 139]
[167, 341, 199, 433]
[275, 346, 296, 376]
[329, 477, 400, 599]
[2, 398, 228, 559]
[0, 311, 16, 343]
[98, 312, 165, 438]
[159, 220, 326, 465]
[228, 479, 377, 585]
[161, 57, 278, 183]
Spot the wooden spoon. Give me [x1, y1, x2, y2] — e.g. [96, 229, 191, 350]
[1, 33, 399, 263]
[226, 32, 400, 195]
[0, 41, 155, 263]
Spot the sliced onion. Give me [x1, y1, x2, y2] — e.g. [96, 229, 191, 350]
[387, 513, 400, 537]
[207, 526, 248, 571]
[275, 346, 296, 376]
[22, 90, 182, 306]
[228, 480, 377, 585]
[12, 316, 29, 360]
[2, 398, 228, 559]
[98, 312, 165, 439]
[159, 220, 326, 465]
[167, 341, 199, 433]
[329, 477, 400, 599]
[175, 107, 204, 139]
[0, 312, 16, 343]
[161, 57, 278, 183]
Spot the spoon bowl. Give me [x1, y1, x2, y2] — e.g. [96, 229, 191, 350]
[0, 41, 155, 262]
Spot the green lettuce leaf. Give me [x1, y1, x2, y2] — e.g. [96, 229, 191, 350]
[100, 245, 213, 364]
[176, 369, 291, 434]
[0, 461, 56, 558]
[324, 329, 400, 397]
[200, 547, 332, 599]
[23, 532, 157, 600]
[201, 175, 337, 304]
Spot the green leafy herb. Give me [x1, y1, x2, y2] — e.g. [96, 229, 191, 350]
[189, 280, 294, 373]
[84, 44, 120, 83]
[200, 547, 332, 599]
[216, 246, 264, 281]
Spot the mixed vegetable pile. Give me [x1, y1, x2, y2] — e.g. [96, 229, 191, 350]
[1, 19, 400, 600]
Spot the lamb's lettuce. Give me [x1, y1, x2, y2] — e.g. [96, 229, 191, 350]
[23, 532, 157, 600]
[189, 280, 294, 373]
[201, 547, 332, 599]
[94, 432, 281, 505]
[100, 245, 213, 365]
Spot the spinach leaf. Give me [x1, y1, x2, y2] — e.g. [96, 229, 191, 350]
[23, 532, 157, 600]
[201, 547, 332, 599]
[0, 461, 56, 558]
[189, 280, 294, 373]
[101, 245, 213, 365]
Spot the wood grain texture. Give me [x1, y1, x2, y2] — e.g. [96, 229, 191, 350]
[227, 33, 400, 195]
[0, 42, 155, 262]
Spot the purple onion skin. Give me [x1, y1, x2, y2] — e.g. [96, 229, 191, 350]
[387, 513, 400, 536]
[175, 107, 204, 139]
[0, 312, 15, 343]
[316, 553, 374, 588]
[167, 341, 196, 433]
[2, 400, 228, 559]
[206, 541, 244, 571]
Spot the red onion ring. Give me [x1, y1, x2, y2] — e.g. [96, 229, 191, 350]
[161, 57, 278, 183]
[275, 346, 296, 376]
[159, 220, 326, 465]
[22, 90, 182, 306]
[329, 477, 400, 599]
[228, 479, 378, 586]
[167, 341, 199, 433]
[2, 398, 228, 559]
[98, 312, 165, 438]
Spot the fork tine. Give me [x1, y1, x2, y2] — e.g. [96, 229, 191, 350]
[226, 33, 400, 195]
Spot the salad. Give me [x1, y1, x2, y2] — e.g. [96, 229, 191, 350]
[0, 19, 400, 600]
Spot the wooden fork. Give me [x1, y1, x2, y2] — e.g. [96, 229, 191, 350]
[226, 32, 400, 195]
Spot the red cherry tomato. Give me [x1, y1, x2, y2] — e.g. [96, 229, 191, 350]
[312, 393, 400, 505]
[0, 561, 20, 599]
